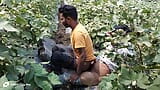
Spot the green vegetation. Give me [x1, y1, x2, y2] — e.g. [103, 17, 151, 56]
[0, 0, 61, 90]
[69, 0, 160, 90]
[0, 0, 160, 90]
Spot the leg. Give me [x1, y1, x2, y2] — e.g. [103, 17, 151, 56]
[79, 72, 99, 86]
[69, 60, 110, 86]
[91, 60, 110, 80]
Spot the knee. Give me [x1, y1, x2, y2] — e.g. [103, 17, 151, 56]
[80, 72, 99, 86]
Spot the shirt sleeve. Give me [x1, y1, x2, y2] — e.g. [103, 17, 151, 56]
[74, 31, 86, 49]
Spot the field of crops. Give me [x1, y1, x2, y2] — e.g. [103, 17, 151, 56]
[0, 0, 160, 90]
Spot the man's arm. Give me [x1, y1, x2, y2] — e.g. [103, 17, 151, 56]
[75, 48, 86, 75]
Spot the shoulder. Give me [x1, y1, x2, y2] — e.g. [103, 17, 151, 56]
[76, 24, 88, 34]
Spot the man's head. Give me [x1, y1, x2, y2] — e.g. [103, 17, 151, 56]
[58, 5, 78, 28]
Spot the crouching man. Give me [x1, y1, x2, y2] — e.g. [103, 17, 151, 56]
[58, 5, 116, 86]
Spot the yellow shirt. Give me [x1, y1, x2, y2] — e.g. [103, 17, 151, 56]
[71, 23, 96, 61]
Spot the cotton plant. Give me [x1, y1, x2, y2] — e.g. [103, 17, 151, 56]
[104, 41, 136, 57]
[116, 42, 135, 56]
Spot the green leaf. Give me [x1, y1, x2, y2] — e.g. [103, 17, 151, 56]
[99, 81, 113, 90]
[101, 73, 118, 82]
[22, 31, 32, 40]
[48, 73, 61, 85]
[0, 20, 8, 30]
[153, 54, 160, 63]
[0, 75, 8, 88]
[158, 49, 160, 53]
[16, 47, 32, 57]
[121, 35, 131, 43]
[119, 67, 131, 85]
[24, 70, 34, 83]
[74, 0, 82, 2]
[0, 43, 8, 54]
[6, 73, 18, 81]
[120, 67, 130, 80]
[25, 79, 38, 90]
[137, 73, 150, 89]
[130, 69, 138, 80]
[1, 0, 12, 6]
[0, 20, 19, 32]
[6, 65, 19, 81]
[0, 76, 17, 90]
[147, 85, 160, 90]
[30, 63, 48, 76]
[103, 82, 113, 90]
[119, 67, 138, 85]
[34, 76, 52, 90]
[97, 32, 105, 37]
[152, 77, 160, 85]
[15, 16, 27, 25]
[0, 21, 19, 32]
[16, 66, 25, 75]
[142, 9, 151, 13]
[142, 41, 152, 47]
[3, 24, 19, 32]
[14, 85, 24, 90]
[90, 33, 96, 38]
[119, 79, 131, 86]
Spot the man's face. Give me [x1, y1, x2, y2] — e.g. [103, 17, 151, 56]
[59, 13, 70, 28]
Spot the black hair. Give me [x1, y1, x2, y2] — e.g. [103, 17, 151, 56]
[113, 24, 132, 33]
[59, 5, 78, 20]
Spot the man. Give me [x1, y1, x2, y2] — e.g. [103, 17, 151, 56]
[58, 5, 110, 85]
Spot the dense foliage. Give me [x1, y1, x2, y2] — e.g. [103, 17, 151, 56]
[69, 0, 160, 90]
[0, 0, 61, 90]
[1, 0, 160, 90]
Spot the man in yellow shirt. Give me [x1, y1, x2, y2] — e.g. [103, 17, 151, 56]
[58, 5, 110, 85]
[71, 23, 97, 74]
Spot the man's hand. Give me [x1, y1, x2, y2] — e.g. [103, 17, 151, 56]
[75, 48, 86, 74]
[76, 62, 81, 75]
